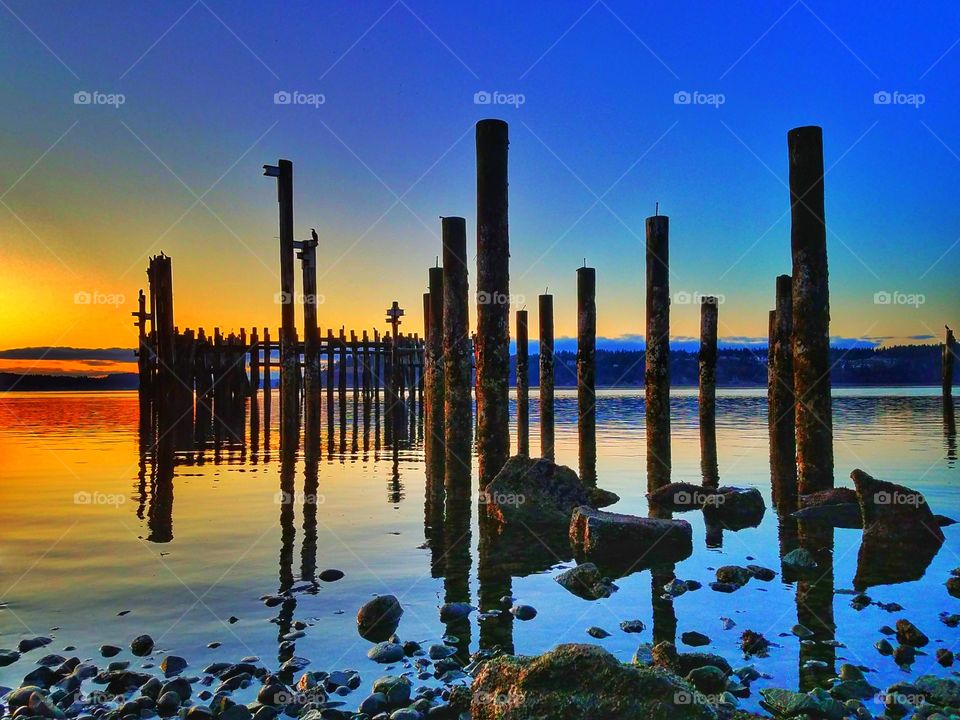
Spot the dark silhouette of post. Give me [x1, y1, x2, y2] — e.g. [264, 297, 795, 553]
[577, 266, 597, 485]
[386, 303, 405, 441]
[298, 230, 320, 437]
[944, 326, 956, 396]
[426, 266, 445, 475]
[516, 310, 529, 456]
[539, 294, 555, 460]
[645, 214, 671, 490]
[476, 119, 510, 485]
[770, 274, 797, 507]
[788, 126, 833, 493]
[263, 159, 299, 443]
[698, 296, 718, 487]
[443, 217, 472, 483]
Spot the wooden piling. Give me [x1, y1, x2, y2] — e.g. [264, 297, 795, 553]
[475, 119, 511, 484]
[300, 231, 320, 414]
[516, 310, 529, 456]
[944, 326, 956, 397]
[645, 214, 671, 490]
[442, 216, 472, 479]
[770, 274, 797, 506]
[539, 294, 555, 461]
[699, 296, 719, 487]
[426, 267, 445, 472]
[338, 327, 348, 414]
[788, 126, 833, 493]
[250, 327, 260, 391]
[263, 327, 272, 412]
[577, 266, 597, 484]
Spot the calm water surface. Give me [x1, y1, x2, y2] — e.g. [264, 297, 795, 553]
[0, 388, 957, 713]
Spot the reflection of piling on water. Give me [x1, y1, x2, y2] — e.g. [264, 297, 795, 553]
[478, 508, 515, 654]
[945, 394, 957, 465]
[539, 294, 555, 461]
[796, 521, 836, 690]
[645, 214, 671, 491]
[443, 217, 473, 486]
[699, 296, 719, 488]
[577, 266, 597, 485]
[648, 503, 678, 644]
[475, 119, 511, 485]
[789, 127, 833, 494]
[769, 275, 797, 507]
[515, 310, 530, 456]
[442, 446, 473, 662]
[944, 326, 956, 397]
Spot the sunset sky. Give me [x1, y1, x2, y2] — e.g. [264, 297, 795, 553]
[1, 1, 958, 374]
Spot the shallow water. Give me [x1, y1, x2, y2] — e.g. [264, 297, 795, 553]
[0, 388, 957, 714]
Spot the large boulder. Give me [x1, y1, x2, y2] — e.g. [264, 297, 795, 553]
[851, 469, 944, 590]
[485, 456, 590, 528]
[471, 643, 719, 719]
[570, 506, 692, 575]
[647, 483, 717, 512]
[701, 487, 765, 531]
[554, 563, 616, 600]
[792, 487, 862, 528]
[356, 595, 403, 642]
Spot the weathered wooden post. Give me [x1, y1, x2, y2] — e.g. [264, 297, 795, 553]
[338, 327, 348, 415]
[351, 330, 360, 399]
[645, 213, 671, 490]
[262, 327, 272, 412]
[476, 119, 511, 485]
[362, 330, 372, 398]
[770, 274, 797, 506]
[133, 289, 152, 396]
[150, 254, 176, 388]
[297, 230, 320, 418]
[577, 266, 597, 484]
[263, 159, 299, 443]
[426, 267, 445, 473]
[386, 303, 405, 441]
[944, 326, 956, 397]
[539, 294, 555, 460]
[326, 328, 335, 410]
[442, 217, 472, 480]
[699, 296, 719, 487]
[249, 327, 261, 392]
[789, 126, 833, 494]
[516, 310, 529, 456]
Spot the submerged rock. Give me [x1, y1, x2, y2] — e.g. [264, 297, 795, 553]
[471, 643, 719, 719]
[647, 482, 718, 512]
[760, 687, 845, 720]
[781, 548, 818, 573]
[895, 619, 929, 647]
[484, 456, 590, 528]
[701, 487, 766, 531]
[356, 595, 404, 642]
[554, 563, 616, 600]
[569, 506, 692, 575]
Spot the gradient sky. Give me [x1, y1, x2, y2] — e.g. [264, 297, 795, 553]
[1, 1, 958, 365]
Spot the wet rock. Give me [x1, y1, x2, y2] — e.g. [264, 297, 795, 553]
[510, 605, 537, 621]
[875, 639, 894, 656]
[716, 566, 752, 588]
[439, 602, 474, 622]
[99, 644, 121, 658]
[586, 627, 610, 639]
[720, 617, 736, 631]
[0, 650, 21, 667]
[22, 665, 57, 687]
[702, 486, 766, 531]
[359, 692, 387, 715]
[93, 669, 154, 693]
[159, 676, 192, 701]
[680, 632, 710, 648]
[570, 506, 692, 575]
[36, 654, 65, 667]
[895, 619, 929, 647]
[367, 642, 405, 664]
[936, 648, 954, 667]
[740, 630, 771, 657]
[156, 690, 180, 716]
[18, 637, 52, 653]
[893, 644, 916, 668]
[792, 503, 862, 528]
[372, 675, 411, 707]
[686, 665, 727, 695]
[791, 624, 814, 639]
[318, 569, 344, 582]
[130, 635, 154, 657]
[650, 641, 732, 676]
[646, 482, 717, 512]
[709, 582, 739, 594]
[620, 620, 645, 634]
[428, 644, 457, 660]
[781, 548, 818, 573]
[554, 563, 616, 600]
[160, 655, 187, 676]
[484, 456, 590, 529]
[760, 687, 845, 719]
[471, 643, 718, 719]
[747, 565, 776, 581]
[587, 487, 620, 508]
[915, 675, 960, 707]
[947, 576, 960, 598]
[357, 595, 404, 642]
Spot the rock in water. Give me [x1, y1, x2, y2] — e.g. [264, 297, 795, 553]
[367, 642, 404, 663]
[851, 469, 944, 590]
[781, 548, 818, 573]
[130, 634, 154, 657]
[554, 563, 616, 600]
[356, 595, 403, 642]
[471, 643, 717, 719]
[895, 619, 929, 648]
[569, 506, 692, 575]
[484, 456, 590, 529]
[701, 486, 766, 531]
[646, 482, 718, 512]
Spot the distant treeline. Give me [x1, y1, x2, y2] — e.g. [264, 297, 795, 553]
[514, 344, 954, 387]
[0, 372, 139, 391]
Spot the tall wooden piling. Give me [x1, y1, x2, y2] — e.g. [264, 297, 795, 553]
[788, 126, 833, 494]
[475, 119, 511, 485]
[442, 216, 472, 480]
[338, 327, 348, 414]
[426, 267, 445, 472]
[699, 296, 719, 487]
[516, 310, 529, 456]
[539, 294, 555, 461]
[770, 274, 797, 506]
[577, 266, 597, 484]
[150, 254, 176, 385]
[299, 230, 320, 414]
[263, 327, 272, 412]
[944, 326, 956, 396]
[645, 214, 671, 490]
